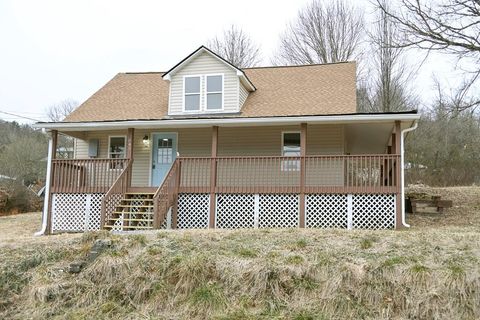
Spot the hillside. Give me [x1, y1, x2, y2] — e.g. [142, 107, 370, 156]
[1, 186, 479, 319]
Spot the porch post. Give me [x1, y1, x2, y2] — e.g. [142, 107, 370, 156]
[45, 130, 58, 235]
[126, 128, 134, 186]
[299, 123, 307, 228]
[172, 160, 181, 229]
[209, 126, 218, 228]
[394, 121, 402, 229]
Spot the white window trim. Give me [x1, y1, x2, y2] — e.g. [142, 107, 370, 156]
[205, 73, 224, 111]
[182, 75, 202, 113]
[181, 73, 224, 113]
[281, 131, 301, 172]
[281, 131, 301, 156]
[108, 135, 127, 170]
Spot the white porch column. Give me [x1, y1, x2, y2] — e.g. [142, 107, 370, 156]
[35, 130, 57, 236]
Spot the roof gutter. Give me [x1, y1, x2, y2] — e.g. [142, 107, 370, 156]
[33, 113, 420, 131]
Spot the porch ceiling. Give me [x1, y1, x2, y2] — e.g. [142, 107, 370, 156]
[345, 123, 394, 154]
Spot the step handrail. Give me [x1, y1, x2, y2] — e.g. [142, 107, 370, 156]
[100, 159, 133, 228]
[152, 159, 180, 228]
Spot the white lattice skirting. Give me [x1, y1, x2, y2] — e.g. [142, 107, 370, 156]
[178, 193, 396, 230]
[306, 194, 396, 229]
[177, 193, 210, 229]
[51, 192, 396, 232]
[214, 194, 299, 228]
[51, 193, 104, 232]
[306, 194, 348, 228]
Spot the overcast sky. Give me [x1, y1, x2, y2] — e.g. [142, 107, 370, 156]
[0, 0, 459, 124]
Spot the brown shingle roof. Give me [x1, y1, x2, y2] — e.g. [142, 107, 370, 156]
[63, 62, 356, 122]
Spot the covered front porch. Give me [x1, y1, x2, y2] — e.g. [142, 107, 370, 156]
[42, 116, 413, 233]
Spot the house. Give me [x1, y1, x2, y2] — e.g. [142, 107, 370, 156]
[33, 46, 419, 235]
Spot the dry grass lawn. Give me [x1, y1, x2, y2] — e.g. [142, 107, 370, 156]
[0, 212, 80, 248]
[0, 186, 479, 319]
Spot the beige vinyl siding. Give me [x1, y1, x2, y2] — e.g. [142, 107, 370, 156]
[239, 82, 249, 109]
[169, 52, 239, 114]
[217, 125, 344, 187]
[74, 128, 211, 187]
[307, 125, 345, 155]
[218, 125, 344, 156]
[130, 128, 211, 186]
[74, 130, 126, 159]
[72, 124, 344, 187]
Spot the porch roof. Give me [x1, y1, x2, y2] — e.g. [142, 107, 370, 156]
[34, 111, 419, 132]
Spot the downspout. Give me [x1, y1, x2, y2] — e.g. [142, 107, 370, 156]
[400, 121, 418, 228]
[35, 136, 53, 236]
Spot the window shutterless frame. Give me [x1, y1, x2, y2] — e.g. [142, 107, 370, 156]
[182, 75, 201, 112]
[281, 131, 301, 171]
[107, 135, 127, 170]
[205, 73, 224, 111]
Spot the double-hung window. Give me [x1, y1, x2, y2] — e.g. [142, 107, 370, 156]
[184, 76, 201, 111]
[183, 74, 223, 112]
[282, 132, 301, 171]
[108, 136, 126, 169]
[206, 75, 223, 110]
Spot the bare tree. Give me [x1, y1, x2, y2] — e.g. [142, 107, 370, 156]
[273, 0, 364, 65]
[374, 0, 480, 110]
[46, 99, 78, 122]
[360, 0, 417, 112]
[46, 100, 78, 158]
[208, 25, 261, 68]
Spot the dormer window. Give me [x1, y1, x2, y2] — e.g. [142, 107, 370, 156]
[206, 75, 223, 110]
[184, 76, 201, 111]
[182, 74, 224, 112]
[164, 46, 255, 115]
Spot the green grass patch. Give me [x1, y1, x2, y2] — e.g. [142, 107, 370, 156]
[411, 264, 430, 274]
[294, 238, 308, 249]
[190, 283, 225, 310]
[447, 263, 466, 278]
[382, 256, 407, 268]
[236, 247, 258, 258]
[359, 236, 377, 249]
[286, 255, 304, 265]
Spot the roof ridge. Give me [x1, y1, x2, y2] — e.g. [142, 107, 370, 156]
[122, 72, 166, 74]
[120, 61, 354, 75]
[243, 61, 354, 70]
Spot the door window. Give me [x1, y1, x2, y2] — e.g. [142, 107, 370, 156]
[157, 138, 173, 164]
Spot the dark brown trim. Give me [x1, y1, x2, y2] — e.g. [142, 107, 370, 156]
[299, 123, 307, 228]
[172, 160, 182, 229]
[126, 128, 134, 186]
[209, 126, 218, 228]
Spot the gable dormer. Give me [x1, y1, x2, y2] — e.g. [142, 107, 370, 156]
[163, 46, 255, 115]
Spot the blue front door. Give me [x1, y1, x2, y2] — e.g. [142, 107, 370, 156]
[151, 133, 177, 186]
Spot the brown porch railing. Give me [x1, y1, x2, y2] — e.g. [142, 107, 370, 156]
[176, 154, 400, 194]
[152, 160, 181, 228]
[100, 159, 133, 228]
[51, 158, 129, 193]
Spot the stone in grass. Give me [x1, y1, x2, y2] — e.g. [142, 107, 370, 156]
[69, 261, 86, 274]
[69, 239, 112, 273]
